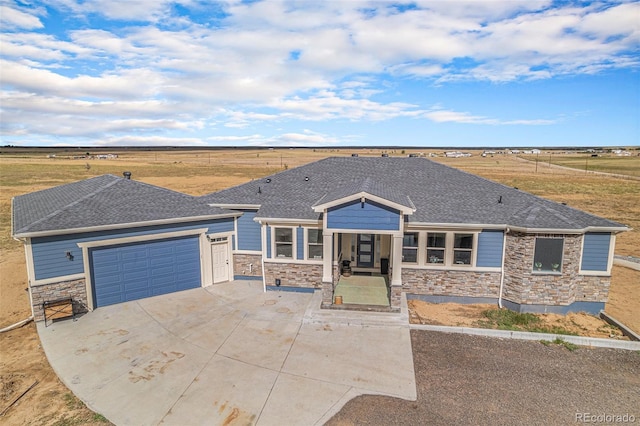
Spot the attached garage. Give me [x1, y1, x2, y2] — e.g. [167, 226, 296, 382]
[90, 235, 202, 307]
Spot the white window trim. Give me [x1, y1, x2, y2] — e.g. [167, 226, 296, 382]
[451, 232, 476, 267]
[272, 226, 296, 260]
[402, 232, 419, 264]
[401, 231, 479, 268]
[425, 231, 447, 266]
[305, 227, 324, 261]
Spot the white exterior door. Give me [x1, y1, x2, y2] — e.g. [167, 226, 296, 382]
[211, 242, 229, 283]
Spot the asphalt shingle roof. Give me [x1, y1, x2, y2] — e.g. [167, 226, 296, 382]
[12, 175, 235, 236]
[200, 157, 626, 231]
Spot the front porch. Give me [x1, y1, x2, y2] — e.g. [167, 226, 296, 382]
[333, 274, 390, 309]
[320, 231, 404, 312]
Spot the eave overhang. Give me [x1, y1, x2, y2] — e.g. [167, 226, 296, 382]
[12, 212, 241, 239]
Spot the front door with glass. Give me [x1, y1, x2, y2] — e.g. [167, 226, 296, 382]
[357, 234, 374, 268]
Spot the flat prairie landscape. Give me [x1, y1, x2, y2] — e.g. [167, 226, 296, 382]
[0, 148, 638, 425]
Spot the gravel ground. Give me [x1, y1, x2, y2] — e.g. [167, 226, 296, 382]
[326, 330, 640, 426]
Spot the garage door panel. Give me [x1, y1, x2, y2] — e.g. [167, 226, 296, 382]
[91, 236, 201, 307]
[151, 265, 175, 277]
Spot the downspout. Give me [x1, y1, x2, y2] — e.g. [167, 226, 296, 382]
[498, 228, 509, 309]
[261, 256, 266, 292]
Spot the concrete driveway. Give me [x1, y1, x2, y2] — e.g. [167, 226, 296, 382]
[37, 281, 416, 425]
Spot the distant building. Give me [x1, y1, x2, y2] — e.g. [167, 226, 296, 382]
[444, 151, 472, 158]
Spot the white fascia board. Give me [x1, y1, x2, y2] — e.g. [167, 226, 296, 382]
[12, 214, 240, 239]
[208, 204, 261, 210]
[508, 225, 630, 234]
[312, 192, 415, 215]
[254, 217, 321, 226]
[408, 222, 507, 231]
[77, 228, 208, 248]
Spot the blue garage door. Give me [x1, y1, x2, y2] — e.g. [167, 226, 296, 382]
[90, 236, 201, 307]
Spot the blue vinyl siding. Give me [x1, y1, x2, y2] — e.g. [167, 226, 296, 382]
[266, 225, 271, 259]
[327, 200, 399, 231]
[581, 233, 611, 271]
[296, 227, 304, 260]
[90, 235, 201, 307]
[30, 218, 233, 281]
[476, 230, 503, 268]
[236, 210, 261, 251]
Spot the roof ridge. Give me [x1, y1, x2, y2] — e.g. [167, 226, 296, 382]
[15, 175, 122, 234]
[200, 157, 336, 199]
[122, 176, 203, 199]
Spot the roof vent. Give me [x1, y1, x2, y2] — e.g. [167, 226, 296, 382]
[304, 176, 309, 181]
[258, 186, 262, 194]
[498, 195, 503, 204]
[381, 153, 389, 157]
[123, 171, 132, 180]
[351, 153, 359, 157]
[265, 178, 271, 183]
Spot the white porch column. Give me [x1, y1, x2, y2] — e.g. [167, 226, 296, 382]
[391, 234, 403, 286]
[322, 231, 334, 283]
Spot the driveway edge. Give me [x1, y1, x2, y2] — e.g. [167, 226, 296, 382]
[409, 324, 640, 351]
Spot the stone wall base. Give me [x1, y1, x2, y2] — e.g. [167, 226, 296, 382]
[263, 262, 323, 289]
[401, 268, 501, 299]
[233, 253, 262, 277]
[30, 279, 88, 322]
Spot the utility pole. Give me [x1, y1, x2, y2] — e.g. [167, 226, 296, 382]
[535, 152, 539, 173]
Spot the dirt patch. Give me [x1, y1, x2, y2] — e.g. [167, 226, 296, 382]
[327, 330, 640, 426]
[408, 300, 629, 340]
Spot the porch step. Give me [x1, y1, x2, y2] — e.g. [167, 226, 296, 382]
[303, 291, 409, 327]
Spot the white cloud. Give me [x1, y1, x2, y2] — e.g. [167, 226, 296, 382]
[0, 1, 636, 145]
[424, 108, 556, 125]
[0, 4, 43, 30]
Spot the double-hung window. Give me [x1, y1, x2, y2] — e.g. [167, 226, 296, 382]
[426, 233, 446, 264]
[402, 233, 419, 263]
[307, 229, 323, 260]
[274, 228, 293, 258]
[453, 233, 473, 265]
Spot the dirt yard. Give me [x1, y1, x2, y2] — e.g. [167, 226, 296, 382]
[408, 300, 629, 340]
[327, 331, 640, 426]
[1, 148, 638, 424]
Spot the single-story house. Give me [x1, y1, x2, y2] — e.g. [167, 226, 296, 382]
[12, 157, 628, 322]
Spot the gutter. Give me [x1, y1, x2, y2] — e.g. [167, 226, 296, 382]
[13, 213, 241, 239]
[498, 228, 509, 309]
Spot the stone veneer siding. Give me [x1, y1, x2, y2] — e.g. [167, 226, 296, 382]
[502, 232, 610, 306]
[233, 253, 262, 277]
[401, 268, 501, 299]
[30, 279, 89, 322]
[263, 262, 323, 289]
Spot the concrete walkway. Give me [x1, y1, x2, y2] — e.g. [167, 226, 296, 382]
[37, 281, 416, 426]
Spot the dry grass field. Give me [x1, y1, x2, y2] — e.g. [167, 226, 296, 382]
[0, 148, 638, 425]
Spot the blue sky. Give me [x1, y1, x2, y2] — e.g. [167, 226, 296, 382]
[1, 0, 638, 147]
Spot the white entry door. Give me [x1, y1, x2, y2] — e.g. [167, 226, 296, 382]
[211, 242, 229, 283]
